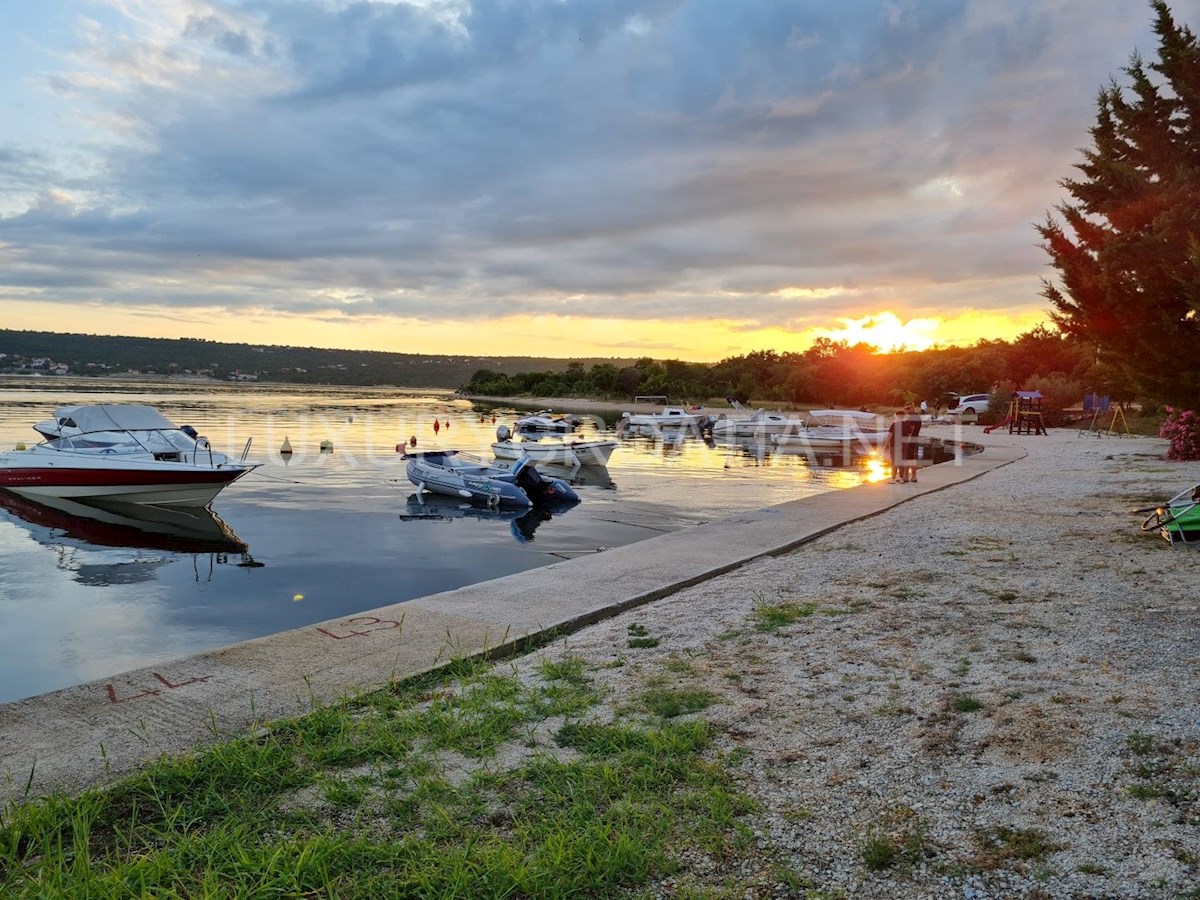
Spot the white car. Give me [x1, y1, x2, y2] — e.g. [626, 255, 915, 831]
[948, 393, 990, 416]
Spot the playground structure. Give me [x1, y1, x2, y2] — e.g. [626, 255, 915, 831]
[984, 390, 1046, 435]
[1078, 393, 1131, 437]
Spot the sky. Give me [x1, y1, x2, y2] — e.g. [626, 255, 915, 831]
[0, 0, 1189, 361]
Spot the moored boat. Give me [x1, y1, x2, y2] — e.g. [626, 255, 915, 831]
[619, 406, 702, 431]
[709, 408, 806, 438]
[491, 437, 618, 467]
[0, 404, 259, 507]
[404, 449, 579, 507]
[770, 428, 888, 452]
[514, 410, 578, 433]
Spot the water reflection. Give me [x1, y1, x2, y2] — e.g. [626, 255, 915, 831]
[0, 491, 258, 585]
[0, 383, 875, 702]
[399, 492, 578, 543]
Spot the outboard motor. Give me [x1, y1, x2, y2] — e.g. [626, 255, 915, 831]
[515, 462, 580, 507]
[496, 424, 511, 441]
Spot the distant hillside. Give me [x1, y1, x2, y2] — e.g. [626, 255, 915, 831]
[0, 330, 638, 388]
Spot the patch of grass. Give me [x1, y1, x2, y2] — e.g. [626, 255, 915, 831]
[0, 654, 763, 899]
[628, 636, 661, 648]
[952, 657, 972, 676]
[637, 686, 719, 719]
[662, 655, 696, 676]
[973, 826, 1062, 868]
[861, 833, 898, 870]
[953, 695, 984, 713]
[627, 622, 661, 649]
[1126, 730, 1154, 755]
[750, 600, 816, 632]
[860, 809, 925, 871]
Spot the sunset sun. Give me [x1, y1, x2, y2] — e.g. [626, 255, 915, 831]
[815, 312, 940, 352]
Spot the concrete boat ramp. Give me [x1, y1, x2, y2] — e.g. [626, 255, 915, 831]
[1, 435, 1022, 801]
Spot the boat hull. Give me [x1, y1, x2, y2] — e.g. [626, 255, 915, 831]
[492, 439, 618, 467]
[0, 463, 250, 507]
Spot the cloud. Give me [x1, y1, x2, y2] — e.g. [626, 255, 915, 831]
[0, 0, 1164, 352]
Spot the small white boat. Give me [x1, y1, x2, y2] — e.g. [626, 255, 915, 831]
[492, 438, 618, 467]
[770, 428, 887, 452]
[514, 410, 578, 433]
[405, 449, 579, 507]
[709, 408, 807, 438]
[770, 409, 888, 454]
[0, 404, 258, 507]
[619, 406, 702, 430]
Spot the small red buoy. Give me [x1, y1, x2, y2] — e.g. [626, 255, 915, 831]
[433, 420, 441, 434]
[409, 435, 417, 447]
[491, 414, 496, 423]
[444, 420, 450, 430]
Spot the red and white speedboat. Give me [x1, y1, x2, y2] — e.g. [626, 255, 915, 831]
[0, 404, 259, 507]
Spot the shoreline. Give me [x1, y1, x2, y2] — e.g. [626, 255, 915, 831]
[2, 424, 1196, 897]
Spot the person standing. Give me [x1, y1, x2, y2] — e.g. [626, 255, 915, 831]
[902, 403, 922, 482]
[884, 409, 905, 482]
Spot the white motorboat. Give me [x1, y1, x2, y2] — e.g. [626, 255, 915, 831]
[514, 410, 578, 433]
[806, 409, 886, 429]
[769, 428, 888, 452]
[619, 406, 702, 430]
[709, 408, 806, 438]
[404, 449, 579, 507]
[0, 404, 259, 507]
[491, 431, 618, 467]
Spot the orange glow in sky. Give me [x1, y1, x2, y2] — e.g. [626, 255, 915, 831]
[2, 300, 1048, 361]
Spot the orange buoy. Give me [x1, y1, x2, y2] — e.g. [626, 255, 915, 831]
[409, 435, 417, 447]
[433, 420, 441, 434]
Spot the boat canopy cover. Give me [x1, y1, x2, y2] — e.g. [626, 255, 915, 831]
[52, 404, 179, 434]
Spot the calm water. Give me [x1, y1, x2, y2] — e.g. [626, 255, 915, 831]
[0, 379, 878, 702]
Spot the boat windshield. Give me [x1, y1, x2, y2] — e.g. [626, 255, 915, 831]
[43, 428, 201, 455]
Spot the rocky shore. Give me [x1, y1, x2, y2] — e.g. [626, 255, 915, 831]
[502, 424, 1197, 898]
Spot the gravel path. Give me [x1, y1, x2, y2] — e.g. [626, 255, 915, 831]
[510, 426, 1199, 898]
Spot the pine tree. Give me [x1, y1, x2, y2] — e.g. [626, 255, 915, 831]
[1038, 0, 1200, 410]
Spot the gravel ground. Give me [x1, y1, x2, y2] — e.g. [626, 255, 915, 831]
[508, 426, 1199, 899]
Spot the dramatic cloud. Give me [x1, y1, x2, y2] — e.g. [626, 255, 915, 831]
[0, 0, 1172, 356]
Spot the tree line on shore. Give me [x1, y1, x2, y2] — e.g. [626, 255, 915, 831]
[465, 326, 1119, 425]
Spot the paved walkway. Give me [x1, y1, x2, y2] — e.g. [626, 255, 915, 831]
[0, 426, 1023, 800]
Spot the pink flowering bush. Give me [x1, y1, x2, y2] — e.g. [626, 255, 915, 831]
[1159, 406, 1200, 460]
